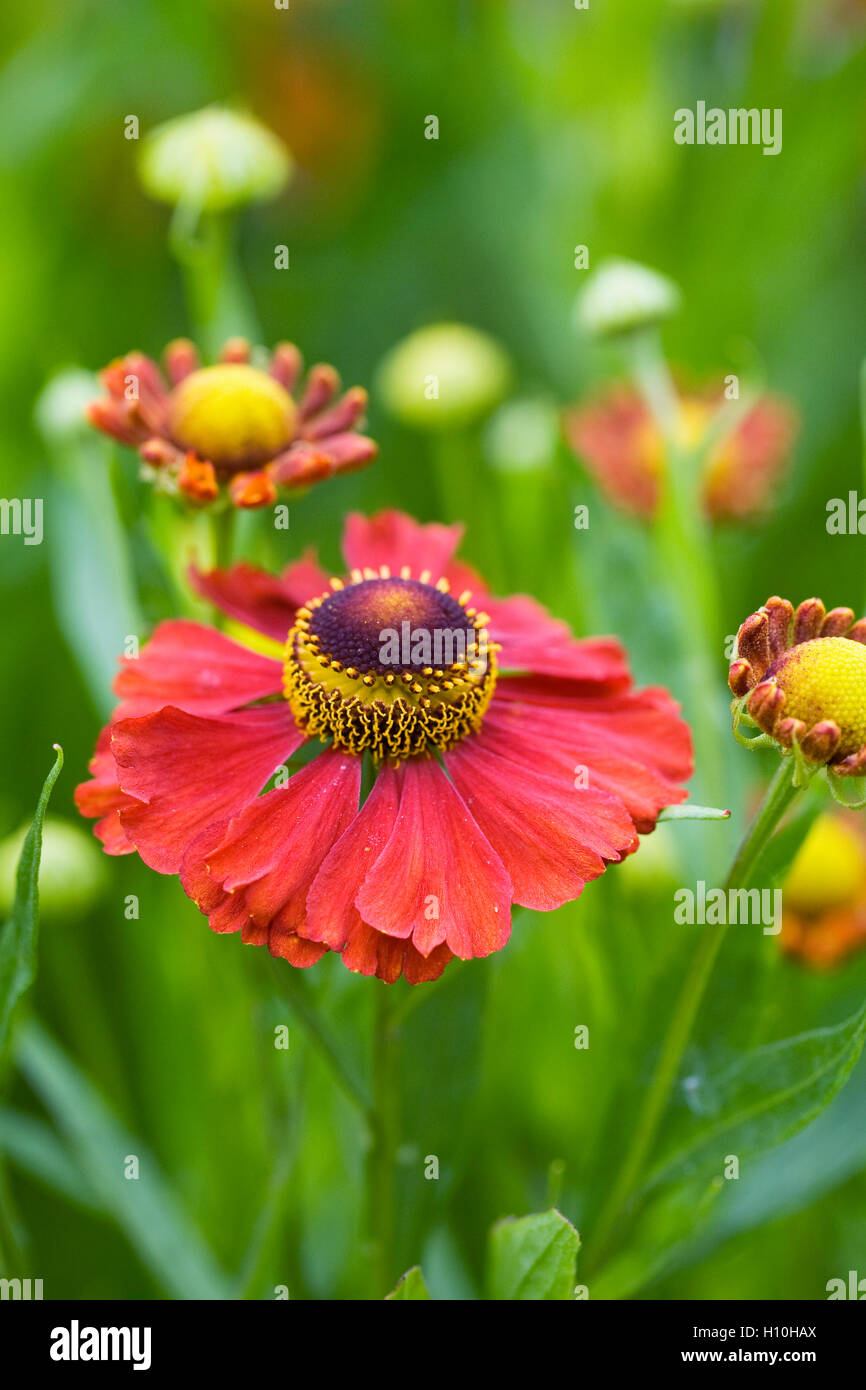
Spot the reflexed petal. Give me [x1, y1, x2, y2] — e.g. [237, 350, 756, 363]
[446, 735, 636, 911]
[189, 555, 328, 641]
[113, 705, 305, 872]
[113, 620, 282, 718]
[355, 759, 512, 959]
[341, 510, 465, 579]
[484, 686, 691, 830]
[74, 727, 141, 856]
[183, 749, 361, 961]
[485, 595, 632, 687]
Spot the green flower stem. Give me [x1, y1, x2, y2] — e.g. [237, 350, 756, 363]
[860, 358, 866, 613]
[366, 984, 400, 1298]
[590, 759, 800, 1270]
[212, 507, 236, 571]
[170, 205, 259, 358]
[274, 966, 371, 1118]
[430, 432, 507, 594]
[722, 758, 802, 892]
[625, 331, 727, 810]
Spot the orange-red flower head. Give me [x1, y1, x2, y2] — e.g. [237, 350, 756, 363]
[564, 383, 796, 523]
[780, 811, 866, 969]
[87, 337, 377, 510]
[75, 511, 693, 984]
[729, 596, 866, 776]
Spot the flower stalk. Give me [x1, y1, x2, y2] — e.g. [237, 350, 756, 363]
[366, 985, 400, 1297]
[590, 759, 800, 1270]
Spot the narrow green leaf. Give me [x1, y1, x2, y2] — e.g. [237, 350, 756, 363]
[386, 1266, 431, 1300]
[0, 745, 63, 1069]
[487, 1208, 580, 1301]
[646, 1000, 866, 1191]
[17, 1022, 232, 1300]
[657, 805, 731, 822]
[0, 1107, 100, 1212]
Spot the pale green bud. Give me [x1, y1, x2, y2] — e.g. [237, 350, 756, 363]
[139, 105, 292, 212]
[0, 817, 106, 923]
[574, 258, 680, 340]
[484, 396, 559, 474]
[378, 323, 511, 431]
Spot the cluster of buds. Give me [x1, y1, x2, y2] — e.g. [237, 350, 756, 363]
[729, 595, 866, 788]
[87, 336, 377, 510]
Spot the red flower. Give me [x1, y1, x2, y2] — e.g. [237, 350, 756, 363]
[76, 511, 693, 983]
[564, 383, 796, 522]
[87, 336, 377, 510]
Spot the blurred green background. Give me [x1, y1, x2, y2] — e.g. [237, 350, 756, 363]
[1, 0, 866, 1300]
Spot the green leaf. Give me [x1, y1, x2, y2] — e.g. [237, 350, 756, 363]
[386, 1266, 431, 1300]
[16, 1022, 232, 1300]
[646, 999, 866, 1191]
[0, 745, 63, 1070]
[487, 1208, 580, 1300]
[0, 1107, 100, 1212]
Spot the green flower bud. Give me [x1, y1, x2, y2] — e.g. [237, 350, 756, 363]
[377, 323, 511, 431]
[139, 105, 292, 212]
[484, 396, 559, 475]
[35, 369, 99, 444]
[0, 817, 106, 923]
[574, 258, 680, 340]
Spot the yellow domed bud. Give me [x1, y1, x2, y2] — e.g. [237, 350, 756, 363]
[772, 637, 866, 759]
[784, 815, 866, 916]
[168, 364, 296, 470]
[729, 596, 866, 782]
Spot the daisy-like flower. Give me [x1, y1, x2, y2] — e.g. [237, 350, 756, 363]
[729, 595, 866, 780]
[75, 511, 693, 984]
[564, 384, 796, 522]
[780, 812, 866, 969]
[86, 336, 377, 510]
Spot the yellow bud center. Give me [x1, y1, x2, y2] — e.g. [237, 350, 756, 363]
[169, 364, 296, 470]
[784, 815, 866, 915]
[771, 637, 866, 756]
[636, 399, 714, 479]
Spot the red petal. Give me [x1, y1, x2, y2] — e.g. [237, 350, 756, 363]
[189, 554, 328, 642]
[304, 763, 401, 950]
[74, 727, 141, 855]
[113, 620, 282, 719]
[184, 750, 361, 961]
[486, 595, 632, 687]
[446, 735, 636, 911]
[113, 705, 305, 873]
[342, 921, 453, 985]
[480, 693, 691, 833]
[341, 510, 465, 579]
[355, 760, 512, 959]
[303, 388, 368, 440]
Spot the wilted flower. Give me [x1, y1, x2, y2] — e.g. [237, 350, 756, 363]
[780, 812, 866, 969]
[574, 258, 680, 340]
[564, 384, 796, 522]
[86, 336, 377, 509]
[729, 596, 866, 776]
[76, 511, 692, 984]
[377, 323, 511, 431]
[139, 105, 292, 212]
